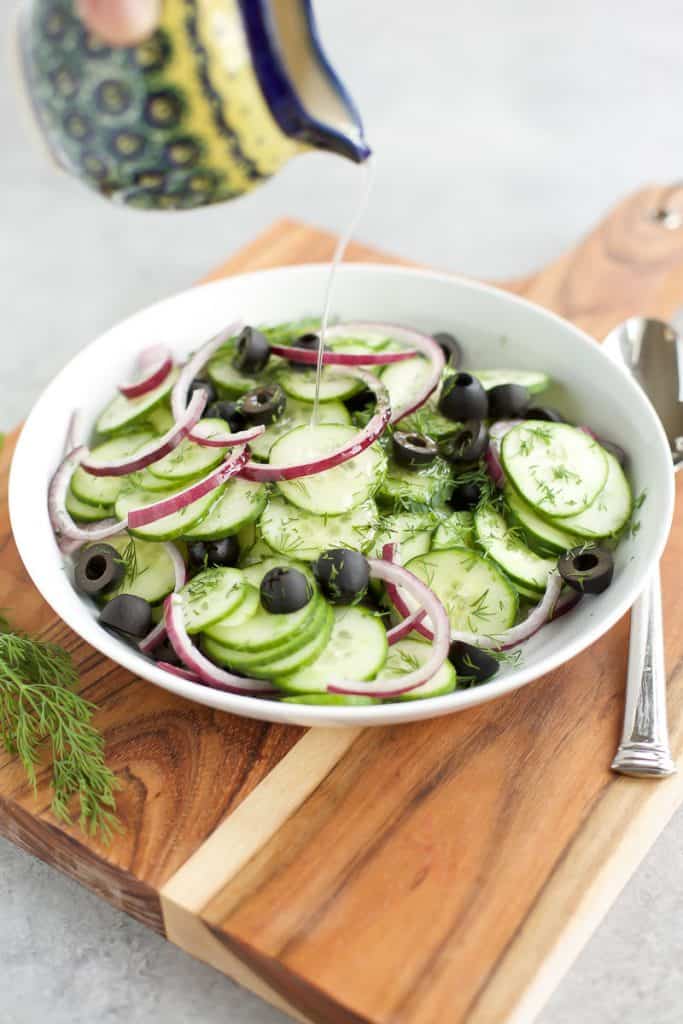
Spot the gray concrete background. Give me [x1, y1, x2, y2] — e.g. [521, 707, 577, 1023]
[2, 1, 683, 1021]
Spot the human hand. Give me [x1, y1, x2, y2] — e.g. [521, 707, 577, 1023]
[75, 0, 160, 46]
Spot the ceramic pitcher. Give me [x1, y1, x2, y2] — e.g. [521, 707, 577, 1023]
[18, 0, 370, 210]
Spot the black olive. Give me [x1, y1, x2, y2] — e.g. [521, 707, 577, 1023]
[207, 399, 246, 433]
[344, 386, 374, 414]
[289, 332, 320, 371]
[153, 638, 182, 667]
[260, 567, 313, 614]
[439, 420, 489, 466]
[488, 383, 530, 419]
[74, 543, 125, 596]
[449, 481, 481, 511]
[99, 594, 153, 639]
[241, 384, 286, 426]
[189, 377, 217, 406]
[314, 548, 370, 605]
[188, 536, 240, 570]
[438, 372, 488, 422]
[559, 546, 614, 595]
[599, 439, 627, 468]
[232, 326, 270, 374]
[526, 406, 564, 423]
[432, 331, 463, 368]
[448, 641, 499, 685]
[391, 430, 438, 468]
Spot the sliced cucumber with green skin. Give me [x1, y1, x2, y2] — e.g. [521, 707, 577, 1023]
[100, 532, 180, 604]
[239, 536, 278, 568]
[371, 512, 434, 564]
[96, 367, 179, 435]
[405, 548, 518, 634]
[550, 452, 632, 538]
[182, 478, 266, 541]
[399, 396, 460, 440]
[207, 347, 282, 398]
[377, 457, 452, 512]
[210, 583, 259, 629]
[474, 504, 557, 593]
[282, 694, 379, 706]
[241, 604, 335, 678]
[432, 511, 475, 551]
[472, 369, 550, 394]
[71, 431, 154, 506]
[375, 638, 456, 701]
[277, 367, 362, 403]
[504, 485, 579, 555]
[115, 484, 224, 541]
[270, 425, 387, 515]
[147, 419, 229, 483]
[249, 398, 350, 461]
[129, 466, 190, 492]
[202, 595, 325, 665]
[275, 606, 388, 693]
[501, 423, 608, 517]
[381, 356, 433, 417]
[66, 488, 114, 523]
[180, 567, 246, 635]
[329, 331, 391, 352]
[240, 556, 313, 589]
[260, 494, 378, 560]
[141, 403, 175, 436]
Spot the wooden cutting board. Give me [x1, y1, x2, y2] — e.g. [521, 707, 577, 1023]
[3, 184, 683, 1024]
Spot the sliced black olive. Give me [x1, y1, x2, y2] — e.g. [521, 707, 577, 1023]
[559, 546, 614, 595]
[74, 543, 125, 596]
[189, 377, 217, 406]
[391, 430, 438, 468]
[153, 638, 182, 667]
[99, 594, 153, 639]
[432, 331, 463, 368]
[232, 325, 270, 374]
[207, 399, 246, 433]
[289, 332, 320, 371]
[438, 372, 488, 422]
[526, 406, 564, 423]
[260, 567, 313, 614]
[448, 641, 499, 685]
[488, 383, 530, 419]
[188, 536, 240, 570]
[439, 420, 489, 466]
[449, 481, 481, 511]
[599, 439, 627, 467]
[314, 548, 370, 606]
[344, 386, 374, 414]
[241, 383, 286, 426]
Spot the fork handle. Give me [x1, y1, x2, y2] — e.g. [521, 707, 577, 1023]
[611, 565, 676, 778]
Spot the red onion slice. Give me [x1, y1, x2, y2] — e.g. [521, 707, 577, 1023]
[139, 542, 187, 654]
[80, 388, 208, 478]
[139, 621, 167, 655]
[157, 661, 201, 683]
[127, 447, 247, 528]
[241, 368, 390, 483]
[63, 409, 85, 456]
[49, 446, 126, 544]
[486, 420, 521, 488]
[164, 594, 275, 694]
[119, 346, 174, 399]
[187, 423, 265, 448]
[171, 319, 243, 421]
[386, 606, 428, 646]
[382, 542, 433, 641]
[268, 342, 417, 366]
[327, 557, 451, 698]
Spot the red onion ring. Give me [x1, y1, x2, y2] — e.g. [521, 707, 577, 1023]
[139, 542, 187, 654]
[327, 557, 451, 697]
[187, 423, 265, 448]
[157, 661, 201, 683]
[119, 346, 173, 399]
[49, 446, 126, 544]
[80, 388, 208, 478]
[164, 593, 275, 694]
[127, 447, 247, 528]
[171, 319, 243, 422]
[268, 342, 417, 366]
[486, 420, 521, 488]
[382, 542, 433, 641]
[386, 606, 428, 646]
[240, 368, 390, 483]
[63, 409, 84, 456]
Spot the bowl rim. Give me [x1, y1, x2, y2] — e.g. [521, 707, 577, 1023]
[9, 262, 675, 728]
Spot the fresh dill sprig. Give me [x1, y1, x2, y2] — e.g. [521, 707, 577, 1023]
[0, 614, 121, 841]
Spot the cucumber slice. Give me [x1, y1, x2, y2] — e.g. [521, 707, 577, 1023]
[100, 532, 180, 604]
[239, 536, 278, 567]
[182, 478, 266, 541]
[207, 341, 283, 397]
[242, 604, 335, 678]
[71, 431, 154, 506]
[275, 606, 388, 693]
[277, 367, 362, 403]
[240, 556, 311, 588]
[329, 330, 391, 351]
[472, 369, 550, 394]
[372, 512, 434, 563]
[204, 589, 320, 653]
[115, 484, 224, 541]
[501, 423, 608, 517]
[504, 485, 579, 554]
[210, 583, 259, 629]
[405, 548, 518, 634]
[180, 567, 246, 634]
[260, 494, 378, 560]
[432, 511, 475, 551]
[282, 694, 379, 706]
[474, 504, 557, 593]
[378, 457, 452, 512]
[129, 466, 188, 492]
[270, 425, 386, 515]
[381, 356, 433, 416]
[550, 452, 632, 538]
[141, 403, 175, 436]
[375, 638, 456, 701]
[399, 395, 459, 441]
[66, 489, 114, 522]
[249, 398, 350, 461]
[147, 419, 229, 482]
[96, 367, 179, 435]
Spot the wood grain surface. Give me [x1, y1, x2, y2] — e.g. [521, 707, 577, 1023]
[2, 183, 683, 1024]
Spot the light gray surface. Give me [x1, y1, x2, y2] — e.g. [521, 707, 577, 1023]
[1, 1, 682, 1022]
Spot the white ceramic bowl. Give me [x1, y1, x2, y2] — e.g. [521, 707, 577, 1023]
[9, 264, 674, 727]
